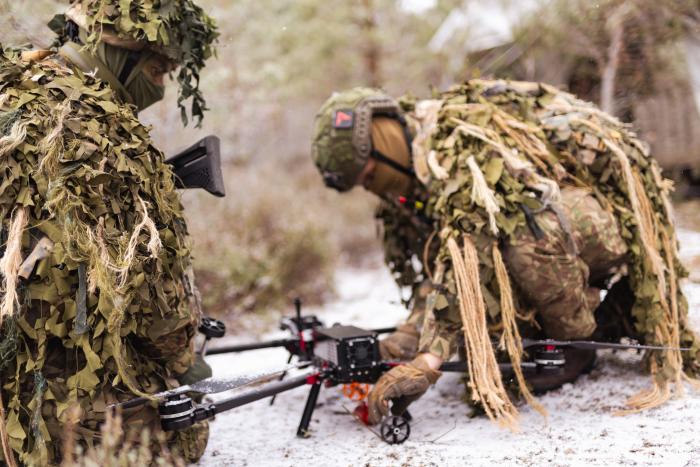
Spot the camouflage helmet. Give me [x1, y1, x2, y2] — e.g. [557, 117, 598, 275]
[311, 87, 404, 192]
[49, 0, 218, 127]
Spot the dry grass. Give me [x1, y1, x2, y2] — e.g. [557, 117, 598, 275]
[60, 407, 184, 467]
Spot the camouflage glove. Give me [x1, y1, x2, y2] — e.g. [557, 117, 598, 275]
[178, 353, 213, 385]
[379, 323, 420, 360]
[367, 356, 441, 425]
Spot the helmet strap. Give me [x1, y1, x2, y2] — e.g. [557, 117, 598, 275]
[370, 149, 415, 179]
[118, 50, 143, 85]
[396, 115, 415, 156]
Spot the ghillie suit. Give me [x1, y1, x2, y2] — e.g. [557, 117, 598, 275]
[0, 47, 207, 465]
[375, 80, 699, 429]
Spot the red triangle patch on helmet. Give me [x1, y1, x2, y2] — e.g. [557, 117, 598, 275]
[333, 109, 354, 129]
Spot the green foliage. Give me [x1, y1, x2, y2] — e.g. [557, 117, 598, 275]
[177, 0, 452, 162]
[195, 219, 335, 316]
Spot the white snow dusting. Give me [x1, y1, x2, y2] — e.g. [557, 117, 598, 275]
[197, 229, 700, 467]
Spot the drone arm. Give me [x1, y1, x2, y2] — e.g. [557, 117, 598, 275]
[206, 338, 299, 355]
[161, 371, 318, 431]
[211, 371, 316, 416]
[439, 361, 537, 375]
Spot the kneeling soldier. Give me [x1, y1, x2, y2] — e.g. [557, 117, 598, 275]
[310, 82, 700, 427]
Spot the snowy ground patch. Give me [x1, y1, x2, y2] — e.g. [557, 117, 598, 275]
[197, 229, 700, 467]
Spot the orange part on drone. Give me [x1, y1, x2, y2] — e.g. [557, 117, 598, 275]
[342, 383, 371, 401]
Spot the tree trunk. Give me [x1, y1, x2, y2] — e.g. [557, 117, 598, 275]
[600, 3, 630, 115]
[360, 0, 382, 87]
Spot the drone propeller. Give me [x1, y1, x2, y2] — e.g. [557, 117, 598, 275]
[111, 362, 308, 411]
[521, 338, 692, 352]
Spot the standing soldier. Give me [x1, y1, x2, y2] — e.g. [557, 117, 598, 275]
[310, 82, 700, 428]
[0, 0, 217, 464]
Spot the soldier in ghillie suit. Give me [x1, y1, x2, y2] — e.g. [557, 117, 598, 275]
[310, 82, 700, 429]
[0, 1, 217, 465]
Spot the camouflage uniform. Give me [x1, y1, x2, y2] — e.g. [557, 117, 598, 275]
[504, 187, 628, 340]
[0, 2, 217, 464]
[409, 186, 628, 359]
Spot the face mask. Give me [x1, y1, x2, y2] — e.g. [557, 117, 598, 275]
[125, 71, 165, 111]
[365, 117, 413, 197]
[123, 52, 166, 111]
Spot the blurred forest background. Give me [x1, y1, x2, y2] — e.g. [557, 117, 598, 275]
[2, 0, 700, 324]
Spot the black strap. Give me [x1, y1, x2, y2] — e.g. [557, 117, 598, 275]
[521, 205, 544, 240]
[372, 111, 414, 157]
[66, 20, 82, 44]
[371, 149, 415, 178]
[118, 50, 142, 85]
[396, 114, 414, 156]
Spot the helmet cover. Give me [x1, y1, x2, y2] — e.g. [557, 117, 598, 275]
[311, 87, 402, 191]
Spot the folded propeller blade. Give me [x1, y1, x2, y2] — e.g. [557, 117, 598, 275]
[111, 362, 308, 411]
[521, 338, 691, 352]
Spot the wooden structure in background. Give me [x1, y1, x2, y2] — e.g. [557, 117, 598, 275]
[635, 81, 700, 170]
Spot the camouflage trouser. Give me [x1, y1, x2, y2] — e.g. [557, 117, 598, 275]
[504, 188, 628, 340]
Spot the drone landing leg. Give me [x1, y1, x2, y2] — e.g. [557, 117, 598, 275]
[297, 377, 322, 438]
[270, 354, 294, 406]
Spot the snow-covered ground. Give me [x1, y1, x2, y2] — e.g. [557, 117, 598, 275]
[197, 229, 700, 467]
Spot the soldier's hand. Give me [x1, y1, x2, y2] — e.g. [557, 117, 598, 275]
[367, 355, 441, 425]
[379, 323, 420, 360]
